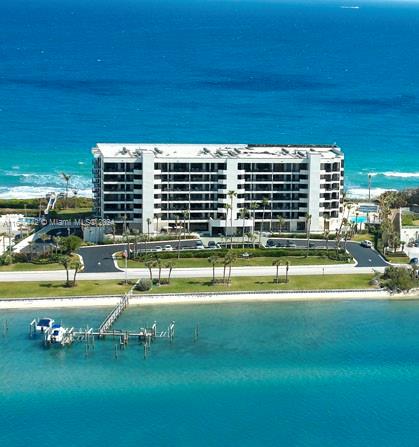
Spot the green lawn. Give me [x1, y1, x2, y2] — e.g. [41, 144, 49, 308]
[387, 256, 410, 264]
[119, 255, 350, 269]
[139, 274, 375, 294]
[0, 262, 64, 272]
[351, 233, 374, 242]
[0, 274, 375, 299]
[0, 280, 132, 298]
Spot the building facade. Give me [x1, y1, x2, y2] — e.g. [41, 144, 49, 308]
[92, 143, 344, 235]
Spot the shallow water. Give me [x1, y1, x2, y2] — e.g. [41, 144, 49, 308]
[2, 301, 419, 446]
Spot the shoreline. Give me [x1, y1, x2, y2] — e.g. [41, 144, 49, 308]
[1, 288, 419, 309]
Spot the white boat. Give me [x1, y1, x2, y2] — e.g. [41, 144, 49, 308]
[47, 324, 65, 344]
[36, 318, 54, 332]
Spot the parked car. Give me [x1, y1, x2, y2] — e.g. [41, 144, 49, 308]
[207, 241, 220, 249]
[163, 245, 173, 251]
[266, 240, 276, 248]
[286, 241, 297, 248]
[154, 246, 163, 252]
[195, 241, 205, 250]
[275, 241, 285, 248]
[409, 258, 418, 265]
[360, 240, 373, 248]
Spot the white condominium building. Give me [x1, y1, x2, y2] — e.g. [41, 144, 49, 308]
[92, 143, 344, 235]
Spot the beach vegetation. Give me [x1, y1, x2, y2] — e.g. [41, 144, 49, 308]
[381, 266, 419, 292]
[135, 278, 152, 292]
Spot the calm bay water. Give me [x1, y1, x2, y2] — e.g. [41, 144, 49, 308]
[2, 301, 419, 446]
[0, 0, 418, 198]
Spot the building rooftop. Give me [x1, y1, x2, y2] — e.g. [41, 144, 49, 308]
[93, 143, 343, 160]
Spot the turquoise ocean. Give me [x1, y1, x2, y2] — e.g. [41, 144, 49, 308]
[3, 301, 419, 446]
[0, 0, 418, 199]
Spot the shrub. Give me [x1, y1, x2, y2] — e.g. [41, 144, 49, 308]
[135, 278, 152, 291]
[381, 266, 419, 292]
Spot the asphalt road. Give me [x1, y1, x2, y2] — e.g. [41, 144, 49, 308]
[78, 237, 388, 274]
[265, 238, 388, 268]
[79, 239, 199, 273]
[0, 265, 387, 283]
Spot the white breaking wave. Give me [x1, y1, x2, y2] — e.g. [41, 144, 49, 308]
[362, 171, 419, 179]
[347, 187, 396, 199]
[0, 186, 92, 199]
[382, 171, 419, 179]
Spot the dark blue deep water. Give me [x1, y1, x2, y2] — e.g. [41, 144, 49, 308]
[0, 0, 418, 198]
[3, 301, 419, 446]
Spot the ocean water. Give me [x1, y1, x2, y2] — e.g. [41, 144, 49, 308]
[2, 301, 419, 446]
[0, 0, 418, 198]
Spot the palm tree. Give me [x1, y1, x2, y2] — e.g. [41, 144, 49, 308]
[70, 258, 83, 287]
[277, 216, 285, 236]
[305, 213, 312, 258]
[258, 197, 269, 246]
[165, 260, 175, 284]
[58, 254, 71, 287]
[226, 252, 236, 283]
[222, 254, 231, 284]
[61, 172, 72, 209]
[183, 209, 189, 235]
[144, 257, 156, 282]
[175, 215, 182, 259]
[239, 207, 248, 248]
[156, 256, 162, 285]
[246, 232, 257, 249]
[208, 255, 219, 284]
[324, 230, 330, 258]
[250, 201, 259, 238]
[285, 261, 290, 283]
[272, 259, 281, 283]
[146, 217, 151, 246]
[227, 190, 237, 248]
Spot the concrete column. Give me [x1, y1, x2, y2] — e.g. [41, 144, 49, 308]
[141, 152, 155, 233]
[308, 153, 321, 232]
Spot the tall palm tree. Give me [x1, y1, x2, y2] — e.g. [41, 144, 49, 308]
[250, 201, 259, 237]
[227, 190, 237, 249]
[239, 207, 248, 248]
[226, 252, 236, 283]
[61, 172, 72, 209]
[175, 215, 182, 259]
[146, 217, 151, 245]
[272, 259, 281, 283]
[258, 197, 269, 246]
[324, 230, 330, 258]
[208, 255, 218, 284]
[305, 213, 312, 258]
[285, 261, 290, 283]
[70, 258, 83, 287]
[277, 216, 285, 236]
[144, 257, 157, 282]
[182, 209, 189, 236]
[165, 260, 175, 284]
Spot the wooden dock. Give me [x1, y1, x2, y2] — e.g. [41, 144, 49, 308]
[29, 295, 177, 356]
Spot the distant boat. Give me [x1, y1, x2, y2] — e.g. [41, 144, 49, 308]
[36, 317, 54, 333]
[340, 6, 360, 9]
[47, 324, 65, 344]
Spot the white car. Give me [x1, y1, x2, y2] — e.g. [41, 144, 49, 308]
[154, 246, 163, 252]
[360, 240, 373, 248]
[164, 245, 173, 251]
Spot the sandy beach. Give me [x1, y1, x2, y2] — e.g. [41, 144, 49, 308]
[1, 288, 418, 310]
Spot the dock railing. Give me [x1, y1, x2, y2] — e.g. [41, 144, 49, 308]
[98, 293, 130, 335]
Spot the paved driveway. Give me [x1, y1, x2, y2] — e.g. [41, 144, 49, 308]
[265, 238, 388, 268]
[78, 237, 388, 274]
[79, 239, 199, 273]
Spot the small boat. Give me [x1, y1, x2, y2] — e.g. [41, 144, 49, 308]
[36, 318, 54, 332]
[47, 324, 65, 344]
